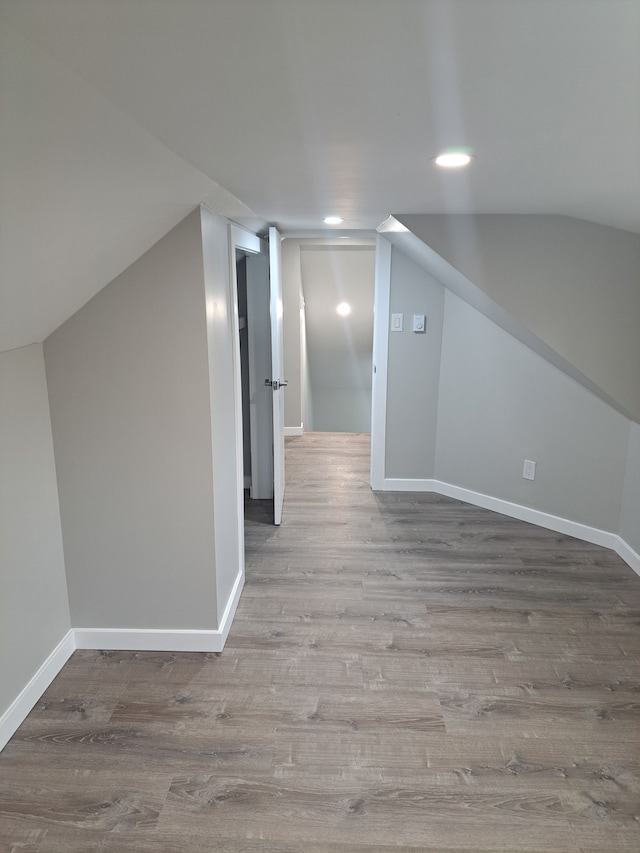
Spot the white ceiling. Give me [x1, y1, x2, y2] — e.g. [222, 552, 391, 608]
[1, 0, 638, 352]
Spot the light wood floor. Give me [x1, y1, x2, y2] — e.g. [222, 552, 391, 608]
[1, 432, 639, 852]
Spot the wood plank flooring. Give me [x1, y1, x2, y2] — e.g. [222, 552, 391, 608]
[1, 432, 639, 852]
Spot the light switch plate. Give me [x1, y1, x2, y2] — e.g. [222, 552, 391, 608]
[391, 313, 403, 332]
[413, 314, 426, 333]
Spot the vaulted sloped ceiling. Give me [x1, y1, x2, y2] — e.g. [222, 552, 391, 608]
[1, 0, 638, 352]
[0, 23, 217, 352]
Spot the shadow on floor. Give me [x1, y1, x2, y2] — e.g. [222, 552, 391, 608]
[244, 489, 274, 525]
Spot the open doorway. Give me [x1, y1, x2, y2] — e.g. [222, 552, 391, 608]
[281, 238, 376, 435]
[232, 225, 286, 531]
[235, 248, 273, 525]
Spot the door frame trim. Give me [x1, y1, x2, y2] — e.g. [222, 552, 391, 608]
[228, 224, 266, 577]
[370, 235, 392, 490]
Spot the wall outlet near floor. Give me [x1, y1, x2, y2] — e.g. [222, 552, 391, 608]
[523, 459, 536, 481]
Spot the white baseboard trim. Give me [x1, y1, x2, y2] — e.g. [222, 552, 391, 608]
[0, 628, 76, 751]
[284, 425, 304, 436]
[382, 476, 638, 575]
[433, 480, 618, 550]
[1, 573, 248, 753]
[382, 478, 436, 492]
[74, 627, 224, 653]
[216, 567, 245, 649]
[614, 537, 640, 578]
[75, 570, 245, 654]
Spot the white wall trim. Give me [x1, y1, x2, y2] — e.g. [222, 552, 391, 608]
[216, 566, 245, 648]
[382, 478, 437, 492]
[74, 627, 222, 653]
[614, 537, 640, 578]
[381, 476, 639, 576]
[433, 480, 617, 548]
[370, 236, 392, 489]
[75, 570, 245, 654]
[0, 629, 76, 751]
[284, 425, 304, 436]
[1, 571, 247, 753]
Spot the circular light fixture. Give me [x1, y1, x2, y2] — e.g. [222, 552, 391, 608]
[324, 216, 344, 225]
[434, 149, 473, 168]
[336, 302, 351, 316]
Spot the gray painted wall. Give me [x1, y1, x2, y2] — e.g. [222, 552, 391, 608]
[282, 240, 375, 433]
[45, 210, 219, 630]
[382, 240, 638, 548]
[620, 422, 640, 555]
[301, 245, 375, 433]
[0, 344, 70, 718]
[310, 388, 372, 434]
[398, 215, 640, 422]
[282, 239, 304, 430]
[301, 298, 313, 432]
[385, 248, 445, 479]
[436, 291, 630, 532]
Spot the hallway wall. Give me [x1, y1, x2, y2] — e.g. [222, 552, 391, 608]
[398, 215, 640, 421]
[281, 239, 307, 432]
[44, 209, 219, 631]
[282, 240, 375, 434]
[383, 241, 636, 553]
[436, 290, 630, 532]
[0, 344, 70, 725]
[385, 248, 444, 478]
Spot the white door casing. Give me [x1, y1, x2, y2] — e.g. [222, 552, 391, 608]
[245, 252, 273, 499]
[268, 226, 286, 525]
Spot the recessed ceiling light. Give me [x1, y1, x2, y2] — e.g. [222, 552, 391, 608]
[434, 150, 473, 168]
[324, 216, 344, 225]
[336, 302, 351, 316]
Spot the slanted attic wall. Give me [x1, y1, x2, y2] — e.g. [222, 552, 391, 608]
[396, 215, 640, 422]
[44, 209, 219, 632]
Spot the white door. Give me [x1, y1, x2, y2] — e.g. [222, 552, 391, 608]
[268, 226, 286, 525]
[245, 252, 273, 500]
